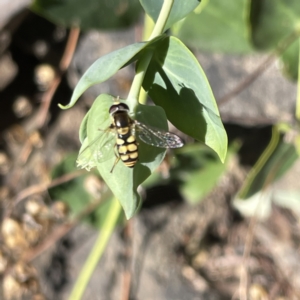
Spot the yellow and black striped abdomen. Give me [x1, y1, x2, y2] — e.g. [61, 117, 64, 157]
[116, 134, 138, 168]
[113, 110, 138, 169]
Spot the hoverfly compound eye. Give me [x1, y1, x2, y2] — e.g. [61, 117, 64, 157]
[109, 103, 129, 115]
[118, 103, 129, 111]
[109, 105, 118, 115]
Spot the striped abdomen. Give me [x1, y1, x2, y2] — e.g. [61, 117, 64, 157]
[114, 112, 138, 168]
[116, 134, 138, 168]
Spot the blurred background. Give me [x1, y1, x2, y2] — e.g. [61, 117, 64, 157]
[0, 0, 300, 299]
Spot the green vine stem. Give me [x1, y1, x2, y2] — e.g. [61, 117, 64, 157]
[68, 198, 121, 300]
[296, 37, 300, 121]
[238, 126, 280, 199]
[127, 0, 174, 108]
[139, 14, 155, 105]
[148, 0, 173, 40]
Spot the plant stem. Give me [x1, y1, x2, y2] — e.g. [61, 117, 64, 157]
[138, 13, 155, 105]
[127, 50, 153, 109]
[68, 198, 121, 300]
[127, 0, 174, 108]
[238, 126, 280, 199]
[149, 0, 174, 40]
[296, 37, 300, 121]
[143, 13, 155, 41]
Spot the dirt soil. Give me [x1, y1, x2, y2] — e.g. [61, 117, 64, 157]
[0, 9, 300, 300]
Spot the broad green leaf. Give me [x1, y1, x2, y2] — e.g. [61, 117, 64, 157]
[295, 134, 300, 156]
[48, 154, 119, 228]
[238, 128, 298, 200]
[143, 36, 227, 162]
[79, 109, 90, 143]
[81, 94, 168, 219]
[31, 0, 141, 30]
[251, 0, 300, 50]
[281, 38, 299, 80]
[251, 0, 300, 79]
[175, 0, 253, 53]
[60, 36, 166, 109]
[139, 0, 200, 31]
[181, 161, 226, 204]
[179, 143, 237, 204]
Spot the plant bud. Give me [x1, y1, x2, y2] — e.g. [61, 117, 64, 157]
[22, 214, 42, 245]
[0, 250, 8, 274]
[3, 274, 22, 300]
[34, 64, 55, 91]
[25, 199, 43, 216]
[12, 96, 32, 118]
[13, 262, 36, 283]
[84, 175, 102, 199]
[2, 218, 28, 251]
[51, 201, 69, 220]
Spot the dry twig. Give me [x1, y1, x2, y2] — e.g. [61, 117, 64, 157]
[218, 31, 299, 107]
[13, 169, 85, 206]
[36, 27, 80, 128]
[23, 197, 103, 262]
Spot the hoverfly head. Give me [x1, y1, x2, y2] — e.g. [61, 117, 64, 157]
[109, 102, 129, 116]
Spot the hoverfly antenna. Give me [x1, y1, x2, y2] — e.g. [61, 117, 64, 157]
[113, 96, 120, 104]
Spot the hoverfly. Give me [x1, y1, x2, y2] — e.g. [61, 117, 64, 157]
[77, 99, 184, 173]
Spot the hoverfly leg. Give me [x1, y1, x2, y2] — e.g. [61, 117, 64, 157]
[110, 156, 120, 173]
[110, 144, 120, 173]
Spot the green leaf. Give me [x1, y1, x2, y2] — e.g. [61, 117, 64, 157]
[251, 0, 300, 79]
[295, 134, 300, 156]
[31, 0, 141, 30]
[281, 38, 299, 80]
[60, 36, 165, 109]
[143, 36, 227, 162]
[79, 109, 90, 143]
[181, 161, 225, 204]
[139, 0, 200, 31]
[238, 129, 298, 200]
[175, 0, 253, 53]
[251, 0, 300, 50]
[179, 143, 237, 204]
[81, 94, 168, 219]
[48, 154, 119, 228]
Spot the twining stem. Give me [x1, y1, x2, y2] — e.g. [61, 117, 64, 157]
[148, 0, 173, 40]
[127, 0, 174, 108]
[238, 126, 280, 199]
[143, 13, 155, 40]
[296, 37, 300, 121]
[127, 50, 153, 109]
[138, 14, 155, 105]
[68, 198, 121, 300]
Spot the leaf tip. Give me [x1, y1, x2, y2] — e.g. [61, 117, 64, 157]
[123, 206, 138, 220]
[123, 195, 141, 220]
[220, 152, 227, 164]
[58, 103, 73, 110]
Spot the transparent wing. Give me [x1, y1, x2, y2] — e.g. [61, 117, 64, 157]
[135, 121, 184, 149]
[77, 129, 116, 171]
